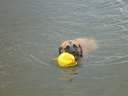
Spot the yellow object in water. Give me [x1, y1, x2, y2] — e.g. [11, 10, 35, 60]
[57, 52, 77, 68]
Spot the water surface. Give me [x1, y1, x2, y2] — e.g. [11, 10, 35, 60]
[0, 0, 128, 96]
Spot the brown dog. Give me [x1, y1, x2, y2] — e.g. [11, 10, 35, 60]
[59, 38, 97, 60]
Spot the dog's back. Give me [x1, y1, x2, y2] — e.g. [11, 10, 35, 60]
[75, 38, 97, 54]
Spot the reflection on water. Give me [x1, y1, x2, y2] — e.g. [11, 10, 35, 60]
[0, 0, 128, 96]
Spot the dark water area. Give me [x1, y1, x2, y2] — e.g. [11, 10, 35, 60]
[0, 0, 128, 96]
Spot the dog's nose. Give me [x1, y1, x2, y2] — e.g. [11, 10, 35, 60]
[65, 46, 76, 53]
[68, 46, 76, 53]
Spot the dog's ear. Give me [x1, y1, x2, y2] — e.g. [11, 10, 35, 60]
[79, 45, 83, 57]
[58, 47, 62, 54]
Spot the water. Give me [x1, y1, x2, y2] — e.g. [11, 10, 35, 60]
[0, 0, 128, 96]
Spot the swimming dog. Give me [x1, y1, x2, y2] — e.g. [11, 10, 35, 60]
[58, 38, 97, 60]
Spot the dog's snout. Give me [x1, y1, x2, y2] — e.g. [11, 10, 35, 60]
[65, 46, 76, 53]
[70, 46, 76, 53]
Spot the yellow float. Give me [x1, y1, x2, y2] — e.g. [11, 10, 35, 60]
[56, 52, 77, 68]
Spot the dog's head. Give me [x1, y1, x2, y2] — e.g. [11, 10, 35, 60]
[59, 40, 83, 60]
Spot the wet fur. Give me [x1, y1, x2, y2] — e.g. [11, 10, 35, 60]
[59, 38, 97, 60]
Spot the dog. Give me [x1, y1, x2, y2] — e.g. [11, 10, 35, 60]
[58, 38, 97, 60]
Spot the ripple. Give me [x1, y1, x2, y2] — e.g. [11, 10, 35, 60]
[29, 54, 49, 67]
[108, 55, 128, 63]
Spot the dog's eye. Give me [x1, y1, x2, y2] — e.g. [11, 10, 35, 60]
[65, 45, 70, 49]
[73, 44, 77, 48]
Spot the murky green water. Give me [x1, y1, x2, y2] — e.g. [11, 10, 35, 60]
[0, 0, 128, 96]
